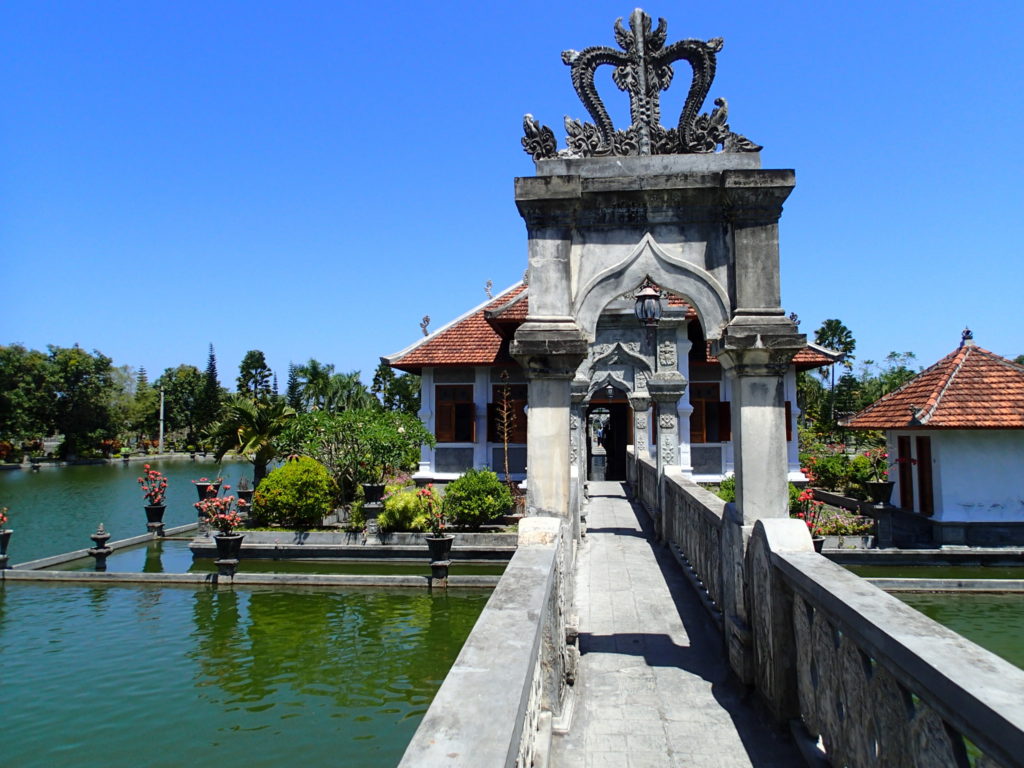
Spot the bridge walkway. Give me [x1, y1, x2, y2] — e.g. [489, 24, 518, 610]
[550, 481, 801, 768]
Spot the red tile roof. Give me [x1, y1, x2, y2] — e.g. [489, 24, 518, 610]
[843, 344, 1024, 430]
[386, 284, 527, 373]
[387, 283, 836, 374]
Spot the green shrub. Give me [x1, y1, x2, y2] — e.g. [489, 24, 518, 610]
[252, 456, 337, 529]
[788, 482, 802, 514]
[379, 488, 428, 532]
[716, 475, 736, 502]
[442, 468, 512, 528]
[808, 451, 851, 491]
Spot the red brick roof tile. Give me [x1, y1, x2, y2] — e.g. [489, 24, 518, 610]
[386, 284, 526, 373]
[843, 344, 1024, 430]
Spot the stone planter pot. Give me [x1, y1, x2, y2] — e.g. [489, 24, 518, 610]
[812, 536, 825, 553]
[194, 482, 221, 501]
[144, 504, 166, 525]
[361, 484, 386, 504]
[214, 533, 244, 560]
[865, 481, 894, 505]
[0, 528, 12, 556]
[424, 534, 455, 562]
[236, 489, 255, 505]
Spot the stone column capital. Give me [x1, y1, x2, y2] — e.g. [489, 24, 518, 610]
[511, 320, 588, 380]
[646, 371, 688, 404]
[570, 377, 590, 404]
[713, 316, 805, 377]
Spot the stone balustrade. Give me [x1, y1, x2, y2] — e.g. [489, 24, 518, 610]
[648, 467, 1024, 767]
[399, 517, 574, 768]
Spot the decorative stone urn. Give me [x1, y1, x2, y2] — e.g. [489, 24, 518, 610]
[424, 534, 455, 562]
[144, 504, 166, 529]
[865, 481, 894, 506]
[214, 534, 244, 560]
[194, 482, 221, 502]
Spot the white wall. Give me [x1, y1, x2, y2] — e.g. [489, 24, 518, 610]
[892, 429, 1024, 522]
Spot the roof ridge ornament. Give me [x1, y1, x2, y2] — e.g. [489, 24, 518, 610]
[522, 9, 761, 160]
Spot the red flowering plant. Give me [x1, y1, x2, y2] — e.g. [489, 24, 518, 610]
[0, 506, 9, 529]
[209, 508, 243, 535]
[417, 484, 446, 537]
[137, 464, 169, 506]
[792, 488, 825, 536]
[194, 485, 241, 533]
[860, 448, 917, 483]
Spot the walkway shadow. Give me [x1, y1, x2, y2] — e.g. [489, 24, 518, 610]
[582, 482, 799, 766]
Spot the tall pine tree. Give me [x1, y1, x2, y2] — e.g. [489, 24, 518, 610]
[285, 362, 302, 410]
[196, 343, 222, 434]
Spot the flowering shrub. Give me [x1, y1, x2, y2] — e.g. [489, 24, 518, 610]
[792, 488, 825, 535]
[209, 509, 243, 535]
[418, 484, 445, 537]
[0, 506, 8, 528]
[195, 486, 234, 519]
[138, 464, 169, 506]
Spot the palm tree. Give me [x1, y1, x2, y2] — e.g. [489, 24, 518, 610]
[295, 358, 335, 412]
[208, 395, 297, 485]
[322, 371, 375, 412]
[814, 318, 856, 428]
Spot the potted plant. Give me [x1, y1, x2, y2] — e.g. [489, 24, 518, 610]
[138, 464, 169, 527]
[235, 476, 255, 505]
[861, 448, 904, 505]
[0, 506, 11, 562]
[419, 484, 453, 561]
[193, 489, 234, 548]
[192, 476, 223, 502]
[208, 504, 244, 560]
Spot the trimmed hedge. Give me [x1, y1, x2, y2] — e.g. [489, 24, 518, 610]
[252, 456, 337, 529]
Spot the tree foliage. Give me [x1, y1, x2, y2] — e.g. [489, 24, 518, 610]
[208, 394, 296, 485]
[237, 349, 273, 398]
[155, 364, 205, 439]
[279, 408, 434, 502]
[371, 361, 420, 414]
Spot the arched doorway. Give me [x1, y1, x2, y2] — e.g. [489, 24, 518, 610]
[586, 385, 632, 481]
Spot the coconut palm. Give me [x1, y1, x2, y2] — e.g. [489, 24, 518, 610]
[814, 318, 856, 428]
[208, 394, 296, 485]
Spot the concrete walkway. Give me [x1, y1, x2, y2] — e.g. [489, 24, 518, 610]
[551, 481, 802, 768]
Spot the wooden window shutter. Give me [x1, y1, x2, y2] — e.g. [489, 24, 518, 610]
[785, 401, 792, 442]
[718, 401, 731, 442]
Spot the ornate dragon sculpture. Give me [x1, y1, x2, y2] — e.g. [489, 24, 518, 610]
[522, 9, 760, 160]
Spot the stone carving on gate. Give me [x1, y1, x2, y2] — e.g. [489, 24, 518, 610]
[658, 339, 677, 369]
[659, 414, 676, 430]
[522, 8, 760, 159]
[660, 435, 676, 465]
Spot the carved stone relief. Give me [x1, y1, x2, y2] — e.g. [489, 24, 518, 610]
[659, 414, 676, 430]
[660, 435, 676, 465]
[658, 339, 677, 368]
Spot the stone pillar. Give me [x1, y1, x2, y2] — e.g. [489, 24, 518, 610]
[570, 379, 589, 495]
[714, 316, 805, 682]
[628, 391, 651, 459]
[647, 372, 687, 477]
[511, 324, 588, 522]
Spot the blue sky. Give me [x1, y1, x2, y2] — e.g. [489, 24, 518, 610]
[3, 1, 1022, 388]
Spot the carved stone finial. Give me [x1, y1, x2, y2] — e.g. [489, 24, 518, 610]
[420, 315, 431, 336]
[523, 9, 760, 159]
[485, 279, 493, 299]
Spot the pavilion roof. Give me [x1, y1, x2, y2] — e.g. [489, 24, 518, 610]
[842, 342, 1024, 430]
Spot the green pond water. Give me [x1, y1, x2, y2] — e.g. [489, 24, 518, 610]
[892, 592, 1024, 671]
[0, 582, 488, 767]
[0, 458, 248, 563]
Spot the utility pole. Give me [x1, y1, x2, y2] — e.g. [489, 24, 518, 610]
[158, 388, 165, 454]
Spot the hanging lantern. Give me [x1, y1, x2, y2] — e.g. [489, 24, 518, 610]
[634, 278, 663, 327]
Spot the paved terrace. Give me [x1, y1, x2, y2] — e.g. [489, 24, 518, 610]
[552, 481, 801, 768]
